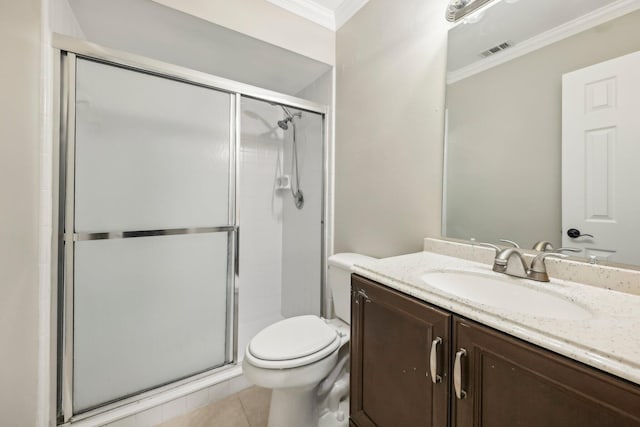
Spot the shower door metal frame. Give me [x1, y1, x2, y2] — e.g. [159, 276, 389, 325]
[53, 34, 330, 425]
[57, 51, 240, 423]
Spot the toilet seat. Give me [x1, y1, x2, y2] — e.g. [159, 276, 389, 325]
[246, 315, 341, 369]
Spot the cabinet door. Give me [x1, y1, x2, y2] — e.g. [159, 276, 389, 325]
[452, 316, 640, 427]
[350, 275, 450, 427]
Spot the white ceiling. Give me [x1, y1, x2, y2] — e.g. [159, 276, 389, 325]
[266, 0, 369, 30]
[310, 0, 343, 9]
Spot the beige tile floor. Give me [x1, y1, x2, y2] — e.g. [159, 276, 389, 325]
[158, 387, 271, 427]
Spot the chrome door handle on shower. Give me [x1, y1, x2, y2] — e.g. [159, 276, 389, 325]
[234, 227, 240, 276]
[454, 348, 467, 399]
[430, 337, 443, 384]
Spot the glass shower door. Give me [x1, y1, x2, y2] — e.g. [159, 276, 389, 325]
[68, 58, 236, 413]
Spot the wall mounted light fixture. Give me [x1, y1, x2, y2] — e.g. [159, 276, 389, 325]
[446, 0, 496, 22]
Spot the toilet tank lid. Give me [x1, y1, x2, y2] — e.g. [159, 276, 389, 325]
[328, 253, 375, 270]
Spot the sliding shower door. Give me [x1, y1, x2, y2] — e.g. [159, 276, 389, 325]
[62, 57, 237, 415]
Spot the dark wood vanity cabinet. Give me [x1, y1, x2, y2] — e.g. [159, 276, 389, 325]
[452, 317, 640, 427]
[350, 274, 640, 427]
[350, 274, 451, 427]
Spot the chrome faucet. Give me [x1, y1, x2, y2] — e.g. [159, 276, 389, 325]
[476, 242, 567, 282]
[477, 243, 529, 279]
[493, 248, 530, 278]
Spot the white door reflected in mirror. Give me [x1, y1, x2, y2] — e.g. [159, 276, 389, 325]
[562, 50, 640, 266]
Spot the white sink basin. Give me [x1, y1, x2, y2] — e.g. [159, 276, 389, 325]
[420, 270, 592, 320]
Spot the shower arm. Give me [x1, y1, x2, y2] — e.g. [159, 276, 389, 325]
[277, 104, 302, 121]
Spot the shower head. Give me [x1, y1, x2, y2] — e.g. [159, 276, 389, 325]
[271, 103, 302, 130]
[277, 119, 290, 130]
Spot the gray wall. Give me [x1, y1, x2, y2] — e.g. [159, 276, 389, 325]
[335, 0, 449, 258]
[0, 0, 43, 424]
[445, 10, 640, 248]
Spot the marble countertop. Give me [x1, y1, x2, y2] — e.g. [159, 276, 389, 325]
[352, 251, 640, 386]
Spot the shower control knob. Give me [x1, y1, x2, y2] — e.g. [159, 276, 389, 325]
[567, 228, 594, 239]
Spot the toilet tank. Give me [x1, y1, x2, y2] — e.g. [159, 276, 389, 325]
[327, 253, 375, 324]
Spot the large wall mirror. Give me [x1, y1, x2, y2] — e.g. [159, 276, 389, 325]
[443, 0, 640, 267]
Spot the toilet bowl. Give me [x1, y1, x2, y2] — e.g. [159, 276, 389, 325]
[242, 253, 374, 427]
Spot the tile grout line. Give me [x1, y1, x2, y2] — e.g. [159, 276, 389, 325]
[236, 394, 253, 427]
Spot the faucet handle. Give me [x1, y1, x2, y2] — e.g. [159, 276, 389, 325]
[531, 252, 568, 270]
[475, 242, 501, 256]
[553, 247, 582, 254]
[532, 240, 554, 252]
[528, 253, 567, 282]
[499, 239, 520, 248]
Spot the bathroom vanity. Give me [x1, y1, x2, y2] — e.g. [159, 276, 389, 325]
[348, 249, 640, 427]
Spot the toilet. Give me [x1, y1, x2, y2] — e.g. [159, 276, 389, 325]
[242, 253, 374, 427]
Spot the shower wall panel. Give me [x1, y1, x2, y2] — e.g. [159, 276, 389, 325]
[280, 111, 323, 318]
[281, 71, 331, 318]
[237, 98, 285, 360]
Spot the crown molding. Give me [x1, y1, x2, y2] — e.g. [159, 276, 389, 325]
[335, 0, 369, 29]
[447, 0, 640, 84]
[266, 0, 369, 31]
[266, 0, 336, 30]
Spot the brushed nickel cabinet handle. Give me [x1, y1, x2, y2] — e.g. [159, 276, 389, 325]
[454, 348, 467, 399]
[430, 337, 443, 384]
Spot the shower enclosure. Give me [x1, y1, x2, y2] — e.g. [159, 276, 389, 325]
[54, 36, 328, 423]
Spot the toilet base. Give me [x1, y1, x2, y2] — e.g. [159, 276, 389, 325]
[319, 397, 349, 427]
[268, 384, 318, 427]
